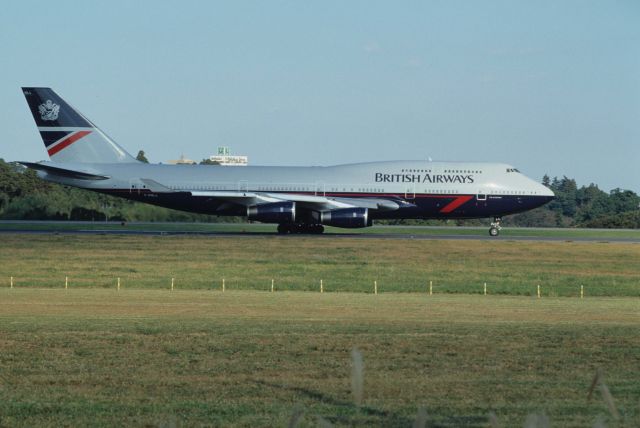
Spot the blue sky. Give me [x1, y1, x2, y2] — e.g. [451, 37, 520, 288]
[1, 1, 638, 192]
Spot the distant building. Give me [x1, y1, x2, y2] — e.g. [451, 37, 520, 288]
[167, 154, 196, 165]
[209, 146, 248, 166]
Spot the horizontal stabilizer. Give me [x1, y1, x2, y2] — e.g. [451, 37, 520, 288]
[19, 162, 110, 180]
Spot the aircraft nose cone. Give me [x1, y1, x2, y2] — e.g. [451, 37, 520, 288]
[534, 183, 555, 208]
[540, 184, 555, 198]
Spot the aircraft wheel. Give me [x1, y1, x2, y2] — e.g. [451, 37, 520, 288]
[489, 227, 499, 237]
[277, 224, 290, 234]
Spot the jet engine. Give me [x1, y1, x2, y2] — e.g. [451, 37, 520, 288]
[247, 201, 296, 223]
[318, 207, 371, 228]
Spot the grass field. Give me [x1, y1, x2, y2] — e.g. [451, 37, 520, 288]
[2, 220, 640, 240]
[0, 235, 638, 426]
[0, 234, 638, 296]
[0, 289, 638, 427]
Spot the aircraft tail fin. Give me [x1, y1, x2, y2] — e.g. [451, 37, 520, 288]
[21, 87, 138, 164]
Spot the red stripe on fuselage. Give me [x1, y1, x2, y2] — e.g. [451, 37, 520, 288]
[436, 195, 474, 213]
[47, 131, 92, 156]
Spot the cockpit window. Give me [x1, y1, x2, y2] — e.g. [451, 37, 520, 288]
[506, 168, 520, 173]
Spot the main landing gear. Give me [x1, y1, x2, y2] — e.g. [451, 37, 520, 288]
[277, 223, 325, 235]
[489, 217, 502, 237]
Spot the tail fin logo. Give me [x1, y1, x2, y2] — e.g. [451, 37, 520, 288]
[38, 100, 60, 121]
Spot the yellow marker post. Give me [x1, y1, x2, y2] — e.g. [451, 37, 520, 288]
[374, 280, 378, 295]
[171, 277, 174, 291]
[580, 285, 584, 299]
[271, 279, 274, 293]
[65, 276, 68, 290]
[10, 276, 13, 289]
[537, 284, 540, 299]
[484, 282, 487, 296]
[429, 280, 432, 296]
[117, 277, 120, 291]
[222, 278, 225, 292]
[320, 279, 324, 293]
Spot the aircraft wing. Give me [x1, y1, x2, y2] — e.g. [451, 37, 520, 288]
[189, 190, 401, 212]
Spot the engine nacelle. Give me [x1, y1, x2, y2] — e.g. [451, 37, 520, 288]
[318, 208, 371, 229]
[247, 201, 296, 224]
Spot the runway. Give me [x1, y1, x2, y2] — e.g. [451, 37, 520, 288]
[1, 222, 639, 243]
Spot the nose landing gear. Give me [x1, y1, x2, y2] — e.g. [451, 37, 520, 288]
[489, 217, 502, 237]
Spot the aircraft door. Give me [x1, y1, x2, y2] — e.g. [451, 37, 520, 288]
[404, 183, 415, 200]
[476, 192, 488, 208]
[315, 182, 325, 196]
[129, 178, 141, 194]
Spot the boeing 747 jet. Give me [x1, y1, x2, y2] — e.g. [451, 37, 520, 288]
[20, 88, 554, 236]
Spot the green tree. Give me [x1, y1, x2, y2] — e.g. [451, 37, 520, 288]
[541, 174, 550, 188]
[136, 150, 149, 163]
[575, 184, 608, 222]
[558, 176, 578, 217]
[608, 189, 640, 214]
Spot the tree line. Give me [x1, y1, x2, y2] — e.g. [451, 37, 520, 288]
[0, 159, 637, 228]
[507, 175, 639, 228]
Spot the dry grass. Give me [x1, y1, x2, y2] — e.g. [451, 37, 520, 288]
[0, 289, 639, 426]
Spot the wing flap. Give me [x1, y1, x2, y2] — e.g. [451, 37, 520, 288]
[330, 197, 400, 211]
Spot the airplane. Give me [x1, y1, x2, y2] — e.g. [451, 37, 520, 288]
[19, 87, 554, 236]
